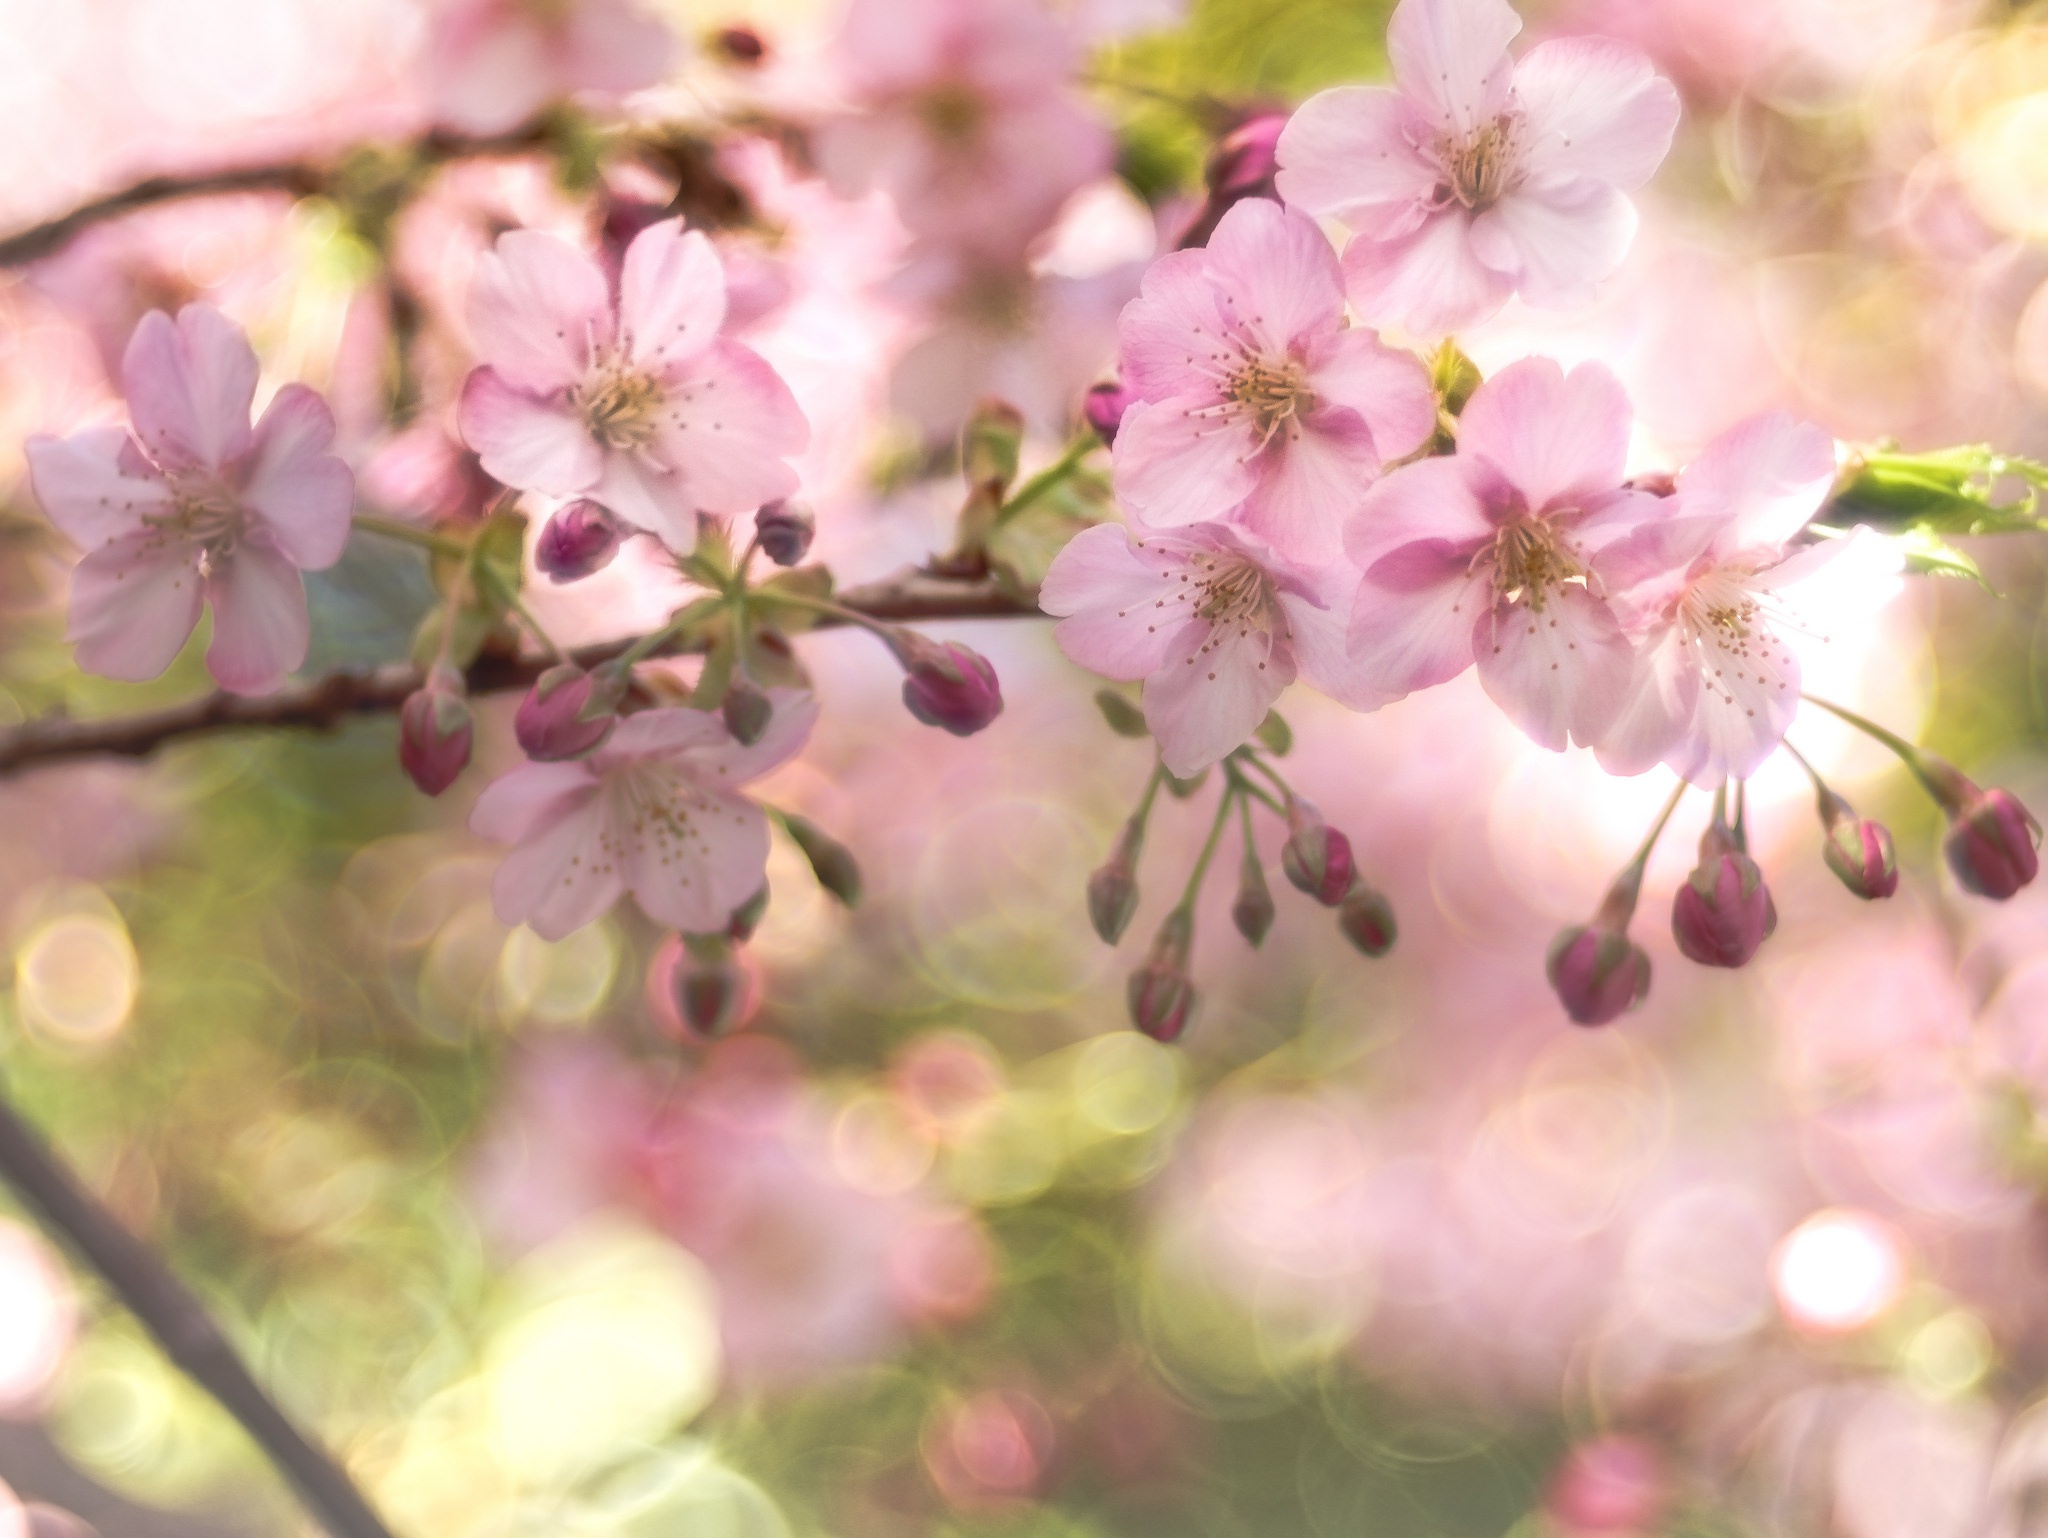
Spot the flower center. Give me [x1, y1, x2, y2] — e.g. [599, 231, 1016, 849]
[917, 83, 985, 145]
[1226, 356, 1312, 442]
[144, 476, 244, 573]
[1484, 516, 1583, 611]
[578, 368, 666, 451]
[1432, 115, 1524, 212]
[1189, 551, 1278, 628]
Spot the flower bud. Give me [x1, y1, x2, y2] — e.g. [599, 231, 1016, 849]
[1206, 111, 1286, 202]
[1232, 852, 1275, 948]
[515, 661, 625, 761]
[1280, 801, 1354, 906]
[722, 681, 773, 746]
[397, 662, 473, 796]
[1817, 792, 1898, 900]
[1127, 911, 1195, 1043]
[1543, 1435, 1668, 1536]
[535, 499, 625, 583]
[782, 812, 863, 907]
[672, 942, 752, 1039]
[891, 632, 1004, 737]
[1088, 818, 1144, 944]
[1337, 883, 1397, 957]
[1944, 786, 2042, 900]
[962, 399, 1025, 494]
[712, 24, 767, 64]
[1671, 820, 1776, 969]
[753, 500, 814, 567]
[1083, 380, 1133, 447]
[1546, 925, 1651, 1027]
[727, 884, 770, 943]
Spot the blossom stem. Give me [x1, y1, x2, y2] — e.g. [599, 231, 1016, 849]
[1224, 760, 1286, 817]
[1176, 783, 1241, 914]
[1233, 748, 1294, 806]
[501, 593, 564, 664]
[997, 435, 1098, 526]
[1598, 779, 1690, 928]
[351, 514, 469, 560]
[1800, 693, 1959, 807]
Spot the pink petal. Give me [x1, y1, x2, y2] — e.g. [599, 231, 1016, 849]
[1281, 568, 1392, 712]
[66, 532, 205, 683]
[485, 780, 622, 941]
[1473, 585, 1635, 751]
[1344, 455, 1495, 575]
[675, 692, 819, 787]
[121, 305, 257, 474]
[471, 759, 602, 844]
[1201, 199, 1345, 355]
[1594, 624, 1697, 776]
[1387, 0, 1520, 138]
[468, 229, 611, 394]
[1112, 397, 1260, 529]
[1143, 617, 1291, 777]
[1275, 87, 1439, 237]
[1238, 407, 1383, 565]
[1349, 548, 1489, 699]
[590, 451, 695, 547]
[1467, 179, 1637, 309]
[240, 383, 353, 571]
[1341, 208, 1515, 338]
[1307, 329, 1438, 463]
[1678, 411, 1838, 553]
[203, 538, 310, 695]
[562, 0, 677, 94]
[430, 12, 556, 136]
[1041, 523, 1185, 681]
[1592, 513, 1723, 629]
[623, 786, 772, 934]
[650, 339, 808, 515]
[1513, 37, 1681, 194]
[620, 220, 726, 373]
[1116, 248, 1234, 404]
[458, 367, 603, 495]
[1456, 356, 1631, 514]
[1667, 616, 1801, 785]
[26, 428, 173, 549]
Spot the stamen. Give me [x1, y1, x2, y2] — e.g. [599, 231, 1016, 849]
[577, 365, 666, 451]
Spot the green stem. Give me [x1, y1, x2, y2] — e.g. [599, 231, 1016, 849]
[352, 513, 467, 560]
[1176, 784, 1240, 914]
[1237, 788, 1259, 863]
[998, 435, 1097, 525]
[1598, 779, 1690, 929]
[1234, 749, 1294, 806]
[1131, 764, 1166, 833]
[1801, 693, 1959, 806]
[502, 593, 564, 664]
[1223, 760, 1286, 817]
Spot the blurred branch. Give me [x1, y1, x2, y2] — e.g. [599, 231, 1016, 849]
[0, 571, 1036, 778]
[0, 1080, 399, 1538]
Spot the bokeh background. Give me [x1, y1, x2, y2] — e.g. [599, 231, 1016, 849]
[4, 0, 2048, 1534]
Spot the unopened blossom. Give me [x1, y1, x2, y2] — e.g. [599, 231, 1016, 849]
[1595, 413, 1879, 784]
[534, 499, 626, 583]
[1347, 357, 1663, 752]
[1275, 0, 1680, 336]
[458, 219, 808, 552]
[471, 694, 817, 941]
[816, 0, 1114, 262]
[1041, 521, 1385, 776]
[26, 304, 354, 696]
[1115, 198, 1436, 564]
[424, 0, 676, 137]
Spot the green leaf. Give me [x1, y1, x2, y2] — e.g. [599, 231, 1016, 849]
[1255, 711, 1293, 756]
[1826, 445, 2048, 534]
[1094, 690, 1150, 739]
[467, 510, 530, 615]
[752, 567, 836, 633]
[1890, 527, 1997, 592]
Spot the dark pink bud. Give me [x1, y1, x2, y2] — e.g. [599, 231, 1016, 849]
[1544, 1435, 1668, 1536]
[754, 500, 814, 566]
[1127, 910, 1195, 1042]
[1547, 925, 1651, 1027]
[515, 661, 625, 761]
[535, 499, 625, 583]
[1231, 852, 1275, 947]
[722, 681, 773, 746]
[892, 632, 1004, 737]
[1671, 821, 1777, 968]
[1083, 380, 1133, 447]
[1088, 818, 1144, 944]
[1819, 793, 1898, 900]
[1337, 883, 1397, 957]
[672, 945, 753, 1040]
[1280, 802, 1354, 906]
[1207, 112, 1286, 201]
[713, 24, 767, 64]
[1945, 787, 2042, 899]
[397, 662, 473, 796]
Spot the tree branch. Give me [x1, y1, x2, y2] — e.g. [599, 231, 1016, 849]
[0, 573, 1038, 779]
[0, 1077, 398, 1538]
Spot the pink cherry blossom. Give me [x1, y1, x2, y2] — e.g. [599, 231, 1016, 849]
[1346, 357, 1664, 751]
[25, 304, 354, 696]
[423, 0, 676, 137]
[469, 693, 817, 942]
[1274, 0, 1680, 337]
[1113, 198, 1437, 565]
[1040, 520, 1384, 776]
[815, 0, 1114, 263]
[1594, 413, 1858, 784]
[457, 219, 809, 551]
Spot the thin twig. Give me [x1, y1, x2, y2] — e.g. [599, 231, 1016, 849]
[0, 1079, 399, 1538]
[0, 572, 1037, 778]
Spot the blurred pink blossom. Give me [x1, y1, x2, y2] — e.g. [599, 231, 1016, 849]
[423, 0, 676, 136]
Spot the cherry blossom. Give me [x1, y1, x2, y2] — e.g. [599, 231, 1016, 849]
[1041, 520, 1382, 776]
[1274, 0, 1680, 337]
[1594, 413, 1881, 784]
[25, 304, 354, 696]
[1114, 197, 1437, 565]
[423, 0, 676, 137]
[470, 693, 817, 942]
[1345, 357, 1664, 751]
[457, 219, 808, 552]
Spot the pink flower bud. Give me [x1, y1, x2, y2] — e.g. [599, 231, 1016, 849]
[1544, 1435, 1668, 1536]
[1671, 822, 1776, 969]
[1819, 793, 1898, 900]
[1127, 910, 1195, 1042]
[1207, 111, 1286, 201]
[1337, 883, 1397, 957]
[1088, 818, 1144, 944]
[1232, 853, 1275, 947]
[722, 681, 773, 746]
[754, 500, 814, 567]
[514, 661, 625, 761]
[713, 24, 767, 64]
[1944, 786, 2042, 899]
[397, 663, 473, 796]
[1083, 380, 1133, 447]
[535, 499, 625, 583]
[672, 948, 753, 1039]
[1547, 925, 1651, 1027]
[891, 632, 1005, 737]
[1281, 802, 1354, 906]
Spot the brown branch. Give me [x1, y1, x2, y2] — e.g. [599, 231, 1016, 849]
[0, 573, 1038, 779]
[0, 1076, 399, 1538]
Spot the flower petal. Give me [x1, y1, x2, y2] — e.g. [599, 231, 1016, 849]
[1668, 615, 1801, 784]
[483, 777, 623, 942]
[620, 220, 726, 372]
[66, 531, 205, 683]
[1344, 454, 1496, 574]
[1678, 411, 1839, 553]
[1513, 36, 1681, 193]
[1473, 585, 1635, 752]
[1116, 248, 1233, 404]
[241, 383, 354, 570]
[458, 366, 603, 495]
[468, 229, 611, 394]
[1112, 396, 1260, 528]
[1456, 356, 1631, 514]
[1238, 405, 1382, 565]
[623, 785, 771, 934]
[1042, 523, 1186, 681]
[590, 451, 696, 548]
[1275, 87, 1439, 236]
[677, 692, 820, 787]
[1143, 616, 1291, 777]
[1283, 567, 1392, 712]
[650, 339, 808, 515]
[121, 305, 257, 474]
[1341, 208, 1515, 338]
[1467, 179, 1637, 310]
[1201, 199, 1346, 355]
[1594, 624, 1697, 776]
[1308, 328, 1438, 463]
[26, 428, 174, 549]
[1387, 0, 1520, 139]
[472, 760, 602, 845]
[203, 538, 310, 695]
[1350, 546, 1489, 699]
